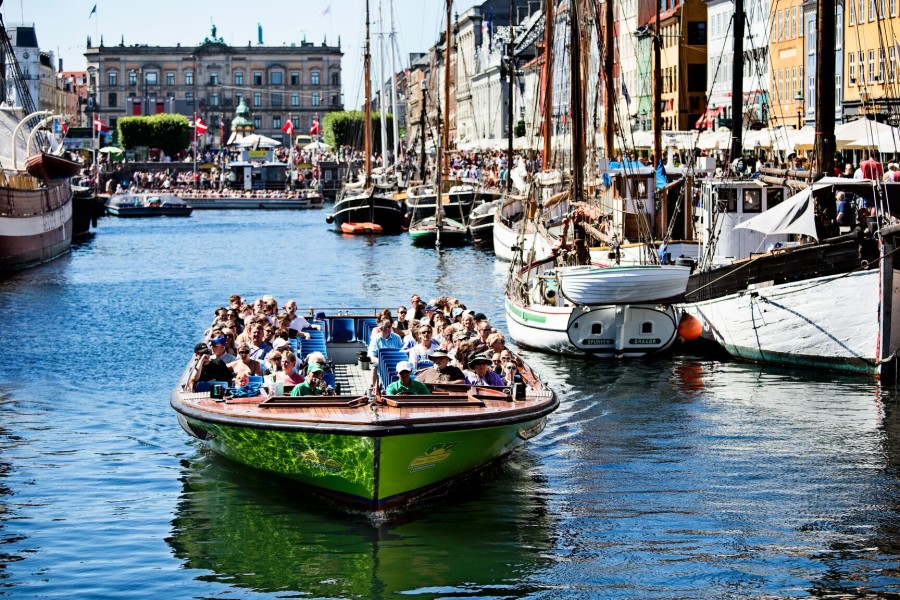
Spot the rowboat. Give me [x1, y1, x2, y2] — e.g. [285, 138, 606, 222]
[171, 309, 558, 511]
[25, 152, 82, 181]
[341, 221, 383, 234]
[556, 264, 691, 305]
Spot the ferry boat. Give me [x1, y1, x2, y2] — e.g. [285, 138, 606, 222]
[177, 190, 323, 210]
[106, 193, 192, 217]
[171, 307, 558, 511]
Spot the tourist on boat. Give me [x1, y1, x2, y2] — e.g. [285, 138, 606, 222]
[282, 300, 318, 338]
[415, 350, 466, 384]
[262, 349, 283, 378]
[406, 323, 440, 369]
[289, 363, 330, 396]
[276, 351, 304, 385]
[486, 332, 507, 355]
[188, 342, 233, 391]
[209, 335, 237, 365]
[394, 306, 410, 334]
[385, 362, 431, 396]
[836, 192, 857, 228]
[220, 329, 238, 355]
[465, 352, 505, 387]
[247, 323, 273, 360]
[367, 319, 402, 362]
[476, 320, 494, 346]
[228, 343, 263, 378]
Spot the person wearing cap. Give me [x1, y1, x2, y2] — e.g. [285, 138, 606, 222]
[465, 352, 505, 386]
[209, 335, 237, 365]
[290, 363, 328, 396]
[386, 362, 431, 395]
[189, 342, 233, 391]
[415, 349, 466, 384]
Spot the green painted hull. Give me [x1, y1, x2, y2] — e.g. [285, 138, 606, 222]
[182, 415, 545, 509]
[408, 229, 470, 246]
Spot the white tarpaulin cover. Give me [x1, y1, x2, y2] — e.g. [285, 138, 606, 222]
[734, 186, 819, 239]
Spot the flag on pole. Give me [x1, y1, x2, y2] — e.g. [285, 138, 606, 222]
[93, 115, 108, 133]
[220, 113, 226, 141]
[282, 119, 294, 136]
[195, 116, 208, 134]
[89, 4, 97, 18]
[319, 4, 332, 17]
[310, 116, 321, 136]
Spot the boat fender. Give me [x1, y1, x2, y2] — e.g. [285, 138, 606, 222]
[325, 214, 335, 224]
[677, 313, 703, 342]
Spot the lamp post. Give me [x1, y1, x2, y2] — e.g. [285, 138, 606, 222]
[794, 90, 803, 129]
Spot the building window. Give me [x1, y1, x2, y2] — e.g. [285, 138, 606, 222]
[835, 75, 842, 109]
[331, 72, 339, 86]
[870, 49, 876, 82]
[253, 71, 262, 86]
[687, 64, 706, 92]
[253, 92, 262, 107]
[290, 92, 300, 107]
[235, 71, 244, 85]
[870, 0, 876, 18]
[108, 92, 117, 107]
[166, 72, 175, 85]
[273, 115, 281, 129]
[210, 93, 219, 106]
[145, 72, 158, 85]
[860, 0, 866, 21]
[893, 0, 898, 16]
[687, 22, 706, 45]
[186, 91, 193, 101]
[109, 117, 118, 130]
[312, 92, 320, 106]
[859, 51, 866, 83]
[891, 46, 896, 82]
[880, 48, 886, 81]
[850, 0, 856, 23]
[128, 71, 137, 86]
[881, 0, 887, 17]
[185, 71, 194, 85]
[108, 71, 117, 86]
[290, 71, 300, 85]
[253, 115, 261, 129]
[291, 115, 299, 129]
[271, 93, 282, 107]
[311, 70, 320, 85]
[210, 72, 220, 86]
[271, 71, 283, 85]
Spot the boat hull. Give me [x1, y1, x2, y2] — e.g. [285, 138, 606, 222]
[106, 205, 192, 217]
[493, 217, 556, 262]
[468, 200, 499, 247]
[505, 297, 680, 358]
[182, 195, 324, 209]
[0, 179, 73, 272]
[179, 412, 546, 510]
[330, 190, 405, 234]
[682, 269, 881, 375]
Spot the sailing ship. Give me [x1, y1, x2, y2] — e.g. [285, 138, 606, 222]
[503, 0, 692, 359]
[325, 0, 406, 234]
[0, 15, 74, 272]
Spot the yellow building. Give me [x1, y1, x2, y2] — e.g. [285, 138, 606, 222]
[656, 0, 708, 131]
[768, 0, 805, 128]
[843, 0, 897, 120]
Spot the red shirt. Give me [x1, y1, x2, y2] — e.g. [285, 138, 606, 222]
[861, 158, 884, 181]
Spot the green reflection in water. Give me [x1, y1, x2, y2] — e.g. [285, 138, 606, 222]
[167, 451, 555, 599]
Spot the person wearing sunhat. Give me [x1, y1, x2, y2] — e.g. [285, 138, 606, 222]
[290, 363, 329, 396]
[385, 362, 431, 395]
[465, 352, 505, 387]
[416, 350, 466, 384]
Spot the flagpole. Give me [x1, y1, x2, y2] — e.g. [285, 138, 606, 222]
[193, 113, 197, 190]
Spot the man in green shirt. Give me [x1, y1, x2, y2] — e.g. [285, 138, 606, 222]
[290, 363, 328, 396]
[386, 361, 431, 395]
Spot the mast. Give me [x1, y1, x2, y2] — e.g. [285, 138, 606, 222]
[388, 0, 401, 170]
[419, 80, 427, 181]
[442, 0, 452, 174]
[507, 0, 515, 191]
[604, 0, 614, 159]
[730, 0, 744, 160]
[652, 0, 662, 166]
[377, 1, 389, 170]
[814, 0, 835, 177]
[570, 0, 587, 262]
[542, 0, 555, 167]
[364, 0, 373, 186]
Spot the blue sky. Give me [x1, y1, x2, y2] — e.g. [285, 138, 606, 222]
[3, 0, 480, 109]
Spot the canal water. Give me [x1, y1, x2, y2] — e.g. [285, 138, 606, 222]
[1, 209, 899, 598]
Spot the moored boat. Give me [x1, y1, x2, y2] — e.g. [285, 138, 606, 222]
[171, 307, 558, 511]
[25, 151, 82, 181]
[179, 191, 323, 210]
[106, 193, 193, 217]
[341, 221, 383, 234]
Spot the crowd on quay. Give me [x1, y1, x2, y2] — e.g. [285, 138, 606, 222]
[188, 293, 526, 398]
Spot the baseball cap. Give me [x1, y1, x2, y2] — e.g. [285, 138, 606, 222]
[194, 342, 211, 355]
[396, 361, 413, 373]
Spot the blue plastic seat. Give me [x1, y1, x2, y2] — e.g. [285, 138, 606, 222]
[331, 317, 356, 343]
[357, 318, 377, 343]
[247, 375, 264, 386]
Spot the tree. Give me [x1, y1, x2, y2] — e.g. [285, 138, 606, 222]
[323, 111, 394, 151]
[117, 114, 191, 157]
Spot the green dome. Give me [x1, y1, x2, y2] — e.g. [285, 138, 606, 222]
[231, 98, 253, 131]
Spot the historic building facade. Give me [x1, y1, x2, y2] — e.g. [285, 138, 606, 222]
[84, 27, 343, 147]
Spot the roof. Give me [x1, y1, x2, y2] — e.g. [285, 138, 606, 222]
[8, 25, 38, 49]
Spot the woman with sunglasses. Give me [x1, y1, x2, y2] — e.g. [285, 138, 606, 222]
[227, 342, 263, 379]
[406, 323, 441, 370]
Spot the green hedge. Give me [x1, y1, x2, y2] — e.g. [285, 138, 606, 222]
[323, 111, 394, 151]
[117, 114, 192, 157]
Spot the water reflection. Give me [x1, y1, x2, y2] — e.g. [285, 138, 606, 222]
[168, 450, 555, 598]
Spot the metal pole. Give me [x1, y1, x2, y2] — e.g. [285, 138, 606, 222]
[442, 0, 452, 175]
[730, 0, 744, 161]
[507, 0, 515, 191]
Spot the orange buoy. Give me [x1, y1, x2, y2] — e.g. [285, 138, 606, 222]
[677, 313, 703, 342]
[341, 222, 383, 235]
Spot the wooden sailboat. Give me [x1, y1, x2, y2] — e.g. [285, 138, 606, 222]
[326, 0, 406, 234]
[408, 0, 471, 247]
